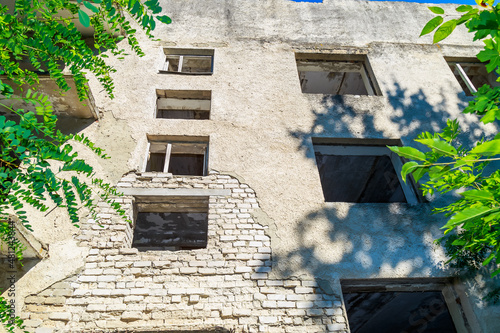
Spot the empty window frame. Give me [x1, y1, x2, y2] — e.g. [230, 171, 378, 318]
[160, 48, 214, 74]
[155, 89, 211, 119]
[296, 53, 380, 95]
[341, 279, 471, 333]
[312, 139, 418, 204]
[447, 58, 500, 96]
[132, 196, 208, 251]
[144, 137, 209, 176]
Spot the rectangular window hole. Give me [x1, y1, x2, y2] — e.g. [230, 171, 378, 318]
[132, 196, 209, 251]
[312, 139, 418, 204]
[446, 57, 500, 96]
[296, 53, 380, 95]
[160, 48, 214, 74]
[144, 136, 209, 176]
[156, 89, 211, 119]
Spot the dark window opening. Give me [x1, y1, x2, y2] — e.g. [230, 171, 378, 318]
[344, 291, 457, 333]
[144, 138, 208, 176]
[132, 196, 209, 251]
[312, 142, 418, 204]
[296, 54, 380, 95]
[156, 90, 211, 120]
[316, 154, 405, 203]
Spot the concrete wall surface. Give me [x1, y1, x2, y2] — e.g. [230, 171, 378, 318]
[2, 0, 500, 332]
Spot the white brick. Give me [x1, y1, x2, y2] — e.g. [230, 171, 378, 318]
[254, 254, 271, 260]
[296, 301, 314, 309]
[235, 266, 252, 273]
[267, 294, 285, 301]
[233, 308, 251, 316]
[133, 261, 151, 267]
[168, 288, 186, 294]
[131, 288, 150, 295]
[121, 311, 142, 321]
[48, 313, 71, 321]
[248, 260, 264, 266]
[327, 323, 346, 332]
[262, 301, 277, 308]
[259, 316, 278, 324]
[180, 267, 197, 273]
[78, 275, 97, 282]
[277, 301, 295, 308]
[295, 287, 314, 294]
[92, 289, 111, 296]
[87, 304, 106, 312]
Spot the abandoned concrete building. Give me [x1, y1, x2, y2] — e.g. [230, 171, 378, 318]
[2, 0, 500, 332]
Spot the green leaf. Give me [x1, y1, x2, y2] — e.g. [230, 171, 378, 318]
[78, 9, 90, 27]
[443, 206, 498, 232]
[415, 138, 457, 156]
[401, 161, 420, 182]
[420, 16, 443, 37]
[433, 19, 457, 43]
[412, 166, 429, 183]
[470, 139, 500, 156]
[84, 1, 99, 13]
[456, 5, 472, 12]
[428, 6, 445, 14]
[388, 146, 427, 161]
[157, 15, 172, 24]
[460, 189, 495, 201]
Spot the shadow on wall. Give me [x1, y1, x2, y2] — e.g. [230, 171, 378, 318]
[281, 82, 499, 294]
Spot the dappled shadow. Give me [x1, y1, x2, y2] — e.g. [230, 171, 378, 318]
[280, 81, 499, 305]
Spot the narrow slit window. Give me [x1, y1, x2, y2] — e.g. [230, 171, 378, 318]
[156, 90, 211, 119]
[296, 53, 380, 95]
[447, 58, 500, 96]
[160, 48, 214, 74]
[144, 137, 209, 176]
[312, 140, 418, 204]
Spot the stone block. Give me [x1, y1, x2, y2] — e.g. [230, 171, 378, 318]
[48, 312, 71, 321]
[44, 297, 66, 305]
[259, 316, 278, 324]
[262, 301, 277, 308]
[130, 288, 150, 295]
[23, 319, 42, 327]
[91, 289, 111, 296]
[87, 304, 106, 312]
[306, 308, 324, 316]
[179, 267, 198, 274]
[25, 296, 44, 304]
[327, 323, 346, 332]
[35, 328, 54, 333]
[296, 301, 314, 309]
[121, 311, 142, 321]
[277, 301, 295, 308]
[133, 261, 151, 267]
[295, 287, 314, 294]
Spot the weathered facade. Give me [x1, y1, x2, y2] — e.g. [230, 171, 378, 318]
[2, 0, 500, 332]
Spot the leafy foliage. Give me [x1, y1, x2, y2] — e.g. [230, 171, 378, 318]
[0, 0, 170, 257]
[0, 0, 170, 330]
[390, 2, 500, 279]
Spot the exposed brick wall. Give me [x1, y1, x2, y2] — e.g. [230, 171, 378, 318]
[21, 173, 348, 333]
